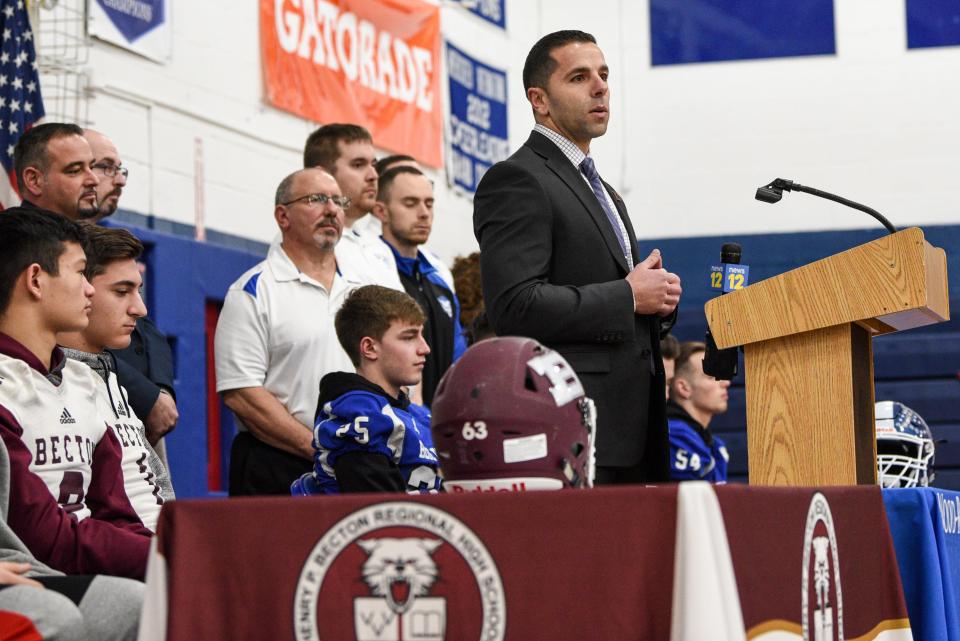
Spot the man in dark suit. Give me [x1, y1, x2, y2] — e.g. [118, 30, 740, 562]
[473, 30, 682, 484]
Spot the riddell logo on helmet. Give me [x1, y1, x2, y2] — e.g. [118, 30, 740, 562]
[449, 483, 529, 493]
[445, 478, 564, 493]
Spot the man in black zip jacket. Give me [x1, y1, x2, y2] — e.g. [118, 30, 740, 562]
[372, 166, 466, 406]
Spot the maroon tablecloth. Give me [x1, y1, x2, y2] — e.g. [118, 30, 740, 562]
[138, 484, 910, 641]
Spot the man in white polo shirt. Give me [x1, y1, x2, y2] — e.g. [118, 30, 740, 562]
[214, 168, 361, 495]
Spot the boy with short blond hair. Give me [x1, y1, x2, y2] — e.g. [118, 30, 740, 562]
[292, 285, 441, 494]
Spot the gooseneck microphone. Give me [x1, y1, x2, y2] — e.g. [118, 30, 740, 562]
[755, 178, 897, 235]
[703, 242, 742, 380]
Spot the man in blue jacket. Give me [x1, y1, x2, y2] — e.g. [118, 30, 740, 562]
[667, 341, 730, 483]
[373, 166, 466, 406]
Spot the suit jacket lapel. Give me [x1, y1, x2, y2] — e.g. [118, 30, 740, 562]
[525, 132, 630, 274]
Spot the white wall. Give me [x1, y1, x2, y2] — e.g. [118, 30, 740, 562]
[64, 0, 960, 266]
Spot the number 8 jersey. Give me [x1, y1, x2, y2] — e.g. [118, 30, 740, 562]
[0, 335, 150, 579]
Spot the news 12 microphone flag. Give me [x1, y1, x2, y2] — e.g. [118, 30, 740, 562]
[445, 41, 509, 194]
[0, 0, 45, 210]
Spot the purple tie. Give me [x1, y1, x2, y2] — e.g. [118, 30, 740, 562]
[579, 156, 628, 260]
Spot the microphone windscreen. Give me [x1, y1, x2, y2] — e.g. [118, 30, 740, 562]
[720, 243, 741, 265]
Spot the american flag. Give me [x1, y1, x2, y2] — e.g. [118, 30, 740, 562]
[0, 0, 44, 209]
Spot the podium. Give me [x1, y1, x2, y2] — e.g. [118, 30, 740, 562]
[705, 228, 950, 486]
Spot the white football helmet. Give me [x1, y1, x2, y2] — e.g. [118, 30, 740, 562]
[875, 400, 935, 488]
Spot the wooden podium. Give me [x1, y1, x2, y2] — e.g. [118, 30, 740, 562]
[705, 228, 950, 486]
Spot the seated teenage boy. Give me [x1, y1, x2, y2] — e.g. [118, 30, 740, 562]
[667, 341, 731, 483]
[58, 224, 174, 532]
[292, 285, 442, 494]
[0, 210, 150, 579]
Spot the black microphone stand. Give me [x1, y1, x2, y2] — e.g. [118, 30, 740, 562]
[755, 178, 897, 235]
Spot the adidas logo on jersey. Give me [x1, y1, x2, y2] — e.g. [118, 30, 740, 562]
[116, 401, 127, 417]
[59, 408, 76, 425]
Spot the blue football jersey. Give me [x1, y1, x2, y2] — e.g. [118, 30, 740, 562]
[302, 388, 441, 494]
[668, 418, 729, 483]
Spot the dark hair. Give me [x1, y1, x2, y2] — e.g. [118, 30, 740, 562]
[79, 223, 144, 280]
[523, 30, 597, 91]
[303, 124, 372, 171]
[660, 334, 680, 360]
[376, 166, 426, 202]
[0, 209, 85, 316]
[451, 252, 483, 328]
[466, 311, 494, 345]
[374, 154, 417, 177]
[674, 341, 707, 381]
[13, 122, 86, 191]
[335, 285, 426, 367]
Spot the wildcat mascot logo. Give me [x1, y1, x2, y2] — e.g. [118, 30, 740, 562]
[294, 502, 505, 641]
[354, 538, 445, 640]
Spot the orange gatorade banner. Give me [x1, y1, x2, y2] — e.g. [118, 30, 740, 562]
[261, 0, 442, 167]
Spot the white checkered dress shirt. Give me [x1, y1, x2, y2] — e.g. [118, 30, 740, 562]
[533, 124, 634, 266]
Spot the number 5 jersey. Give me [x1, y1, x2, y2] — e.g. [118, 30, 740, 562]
[292, 371, 442, 495]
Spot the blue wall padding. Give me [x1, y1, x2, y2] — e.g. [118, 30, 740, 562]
[110, 221, 264, 498]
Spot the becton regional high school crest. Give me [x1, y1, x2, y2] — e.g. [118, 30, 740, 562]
[294, 502, 505, 641]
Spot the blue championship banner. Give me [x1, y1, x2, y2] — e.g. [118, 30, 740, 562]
[463, 0, 506, 29]
[446, 42, 509, 194]
[89, 0, 170, 62]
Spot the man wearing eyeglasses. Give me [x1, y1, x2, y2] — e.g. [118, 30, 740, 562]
[83, 129, 129, 222]
[303, 124, 403, 291]
[82, 129, 180, 453]
[215, 168, 364, 495]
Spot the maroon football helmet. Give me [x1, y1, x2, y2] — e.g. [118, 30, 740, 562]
[431, 336, 596, 492]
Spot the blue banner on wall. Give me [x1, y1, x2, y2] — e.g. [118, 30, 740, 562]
[95, 0, 164, 42]
[907, 0, 960, 49]
[446, 42, 509, 194]
[650, 0, 836, 66]
[450, 0, 506, 30]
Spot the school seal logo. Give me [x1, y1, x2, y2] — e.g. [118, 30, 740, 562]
[294, 501, 505, 641]
[801, 492, 843, 641]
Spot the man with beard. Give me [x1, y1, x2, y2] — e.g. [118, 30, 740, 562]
[82, 129, 128, 222]
[12, 122, 100, 219]
[82, 129, 180, 450]
[303, 124, 402, 290]
[215, 168, 364, 495]
[12, 124, 180, 449]
[373, 166, 465, 406]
